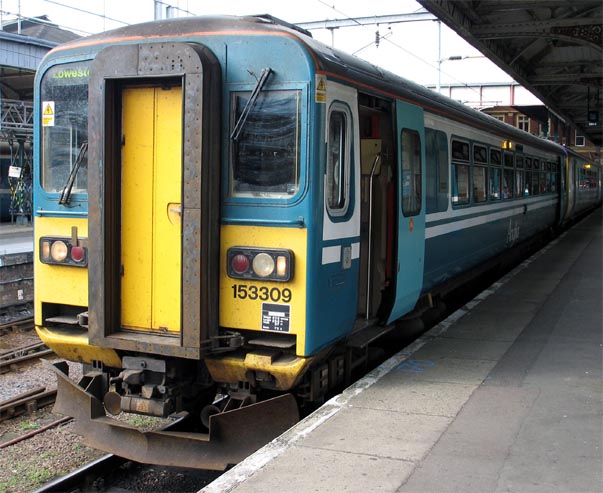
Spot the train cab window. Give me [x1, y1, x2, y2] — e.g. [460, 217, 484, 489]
[503, 152, 514, 199]
[40, 61, 91, 194]
[489, 148, 502, 201]
[326, 105, 351, 215]
[400, 129, 422, 216]
[473, 144, 488, 203]
[451, 140, 470, 206]
[230, 89, 301, 198]
[425, 128, 448, 213]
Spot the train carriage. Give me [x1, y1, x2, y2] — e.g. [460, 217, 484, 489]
[33, 15, 601, 469]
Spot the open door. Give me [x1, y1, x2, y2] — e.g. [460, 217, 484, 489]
[388, 100, 426, 323]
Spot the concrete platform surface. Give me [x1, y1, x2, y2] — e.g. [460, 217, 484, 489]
[203, 208, 602, 493]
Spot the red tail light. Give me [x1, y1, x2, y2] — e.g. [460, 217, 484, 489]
[231, 254, 250, 274]
[70, 246, 86, 262]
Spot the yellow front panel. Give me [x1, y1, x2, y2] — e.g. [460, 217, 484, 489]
[121, 86, 182, 333]
[219, 225, 307, 355]
[35, 217, 123, 368]
[34, 217, 89, 326]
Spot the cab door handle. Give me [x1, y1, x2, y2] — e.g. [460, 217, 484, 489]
[167, 202, 182, 224]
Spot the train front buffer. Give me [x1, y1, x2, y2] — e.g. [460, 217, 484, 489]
[205, 224, 313, 393]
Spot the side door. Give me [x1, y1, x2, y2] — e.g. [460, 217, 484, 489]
[388, 100, 426, 323]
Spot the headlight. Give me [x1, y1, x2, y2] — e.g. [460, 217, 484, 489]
[50, 240, 68, 262]
[227, 247, 293, 282]
[252, 253, 275, 278]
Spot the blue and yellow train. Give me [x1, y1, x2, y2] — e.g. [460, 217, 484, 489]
[33, 15, 601, 469]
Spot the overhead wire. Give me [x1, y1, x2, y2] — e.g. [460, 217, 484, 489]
[0, 7, 95, 36]
[314, 0, 486, 98]
[43, 0, 128, 26]
[0, 0, 203, 37]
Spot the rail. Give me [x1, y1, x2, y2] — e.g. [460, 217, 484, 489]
[0, 316, 34, 333]
[33, 454, 127, 493]
[0, 337, 54, 374]
[0, 387, 57, 422]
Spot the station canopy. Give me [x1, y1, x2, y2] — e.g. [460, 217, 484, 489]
[418, 0, 603, 147]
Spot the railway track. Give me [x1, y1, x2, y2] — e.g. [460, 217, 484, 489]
[33, 453, 127, 493]
[0, 315, 34, 333]
[0, 339, 54, 374]
[33, 453, 223, 493]
[0, 386, 57, 422]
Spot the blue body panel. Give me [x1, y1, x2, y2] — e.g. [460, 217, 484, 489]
[309, 248, 361, 352]
[423, 195, 558, 292]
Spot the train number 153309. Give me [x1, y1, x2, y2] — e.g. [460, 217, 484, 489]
[231, 284, 292, 303]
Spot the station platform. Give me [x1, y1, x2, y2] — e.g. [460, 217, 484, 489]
[0, 222, 33, 255]
[0, 223, 33, 317]
[204, 208, 602, 493]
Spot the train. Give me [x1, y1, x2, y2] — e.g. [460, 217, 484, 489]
[33, 15, 601, 469]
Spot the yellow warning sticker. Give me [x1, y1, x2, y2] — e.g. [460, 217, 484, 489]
[315, 74, 327, 103]
[42, 101, 55, 127]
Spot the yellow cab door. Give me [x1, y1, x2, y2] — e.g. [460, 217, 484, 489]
[120, 85, 182, 334]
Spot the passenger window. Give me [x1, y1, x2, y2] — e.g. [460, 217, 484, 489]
[425, 128, 448, 213]
[552, 158, 560, 192]
[451, 140, 470, 206]
[473, 144, 488, 203]
[545, 162, 553, 193]
[503, 151, 514, 199]
[326, 106, 351, 215]
[524, 157, 532, 196]
[532, 159, 540, 195]
[489, 149, 502, 201]
[515, 156, 525, 197]
[516, 169, 525, 197]
[401, 129, 422, 216]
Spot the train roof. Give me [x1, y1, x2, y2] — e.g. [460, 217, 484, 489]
[49, 14, 564, 156]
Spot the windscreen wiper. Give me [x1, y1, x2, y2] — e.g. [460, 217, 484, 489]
[230, 67, 273, 142]
[58, 141, 88, 205]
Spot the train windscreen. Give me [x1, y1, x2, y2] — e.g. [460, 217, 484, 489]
[230, 90, 301, 198]
[40, 61, 91, 195]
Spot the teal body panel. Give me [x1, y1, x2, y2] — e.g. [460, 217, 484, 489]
[388, 100, 426, 323]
